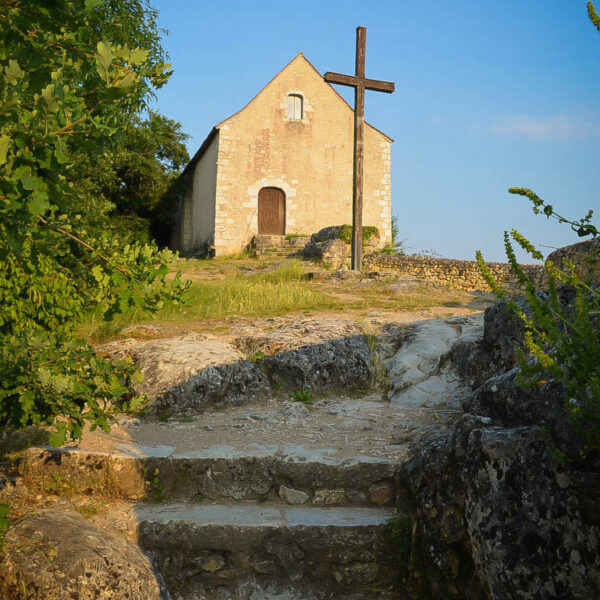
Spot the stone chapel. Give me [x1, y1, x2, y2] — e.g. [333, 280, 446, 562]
[171, 52, 392, 256]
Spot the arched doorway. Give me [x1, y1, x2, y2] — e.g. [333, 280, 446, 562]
[258, 187, 285, 235]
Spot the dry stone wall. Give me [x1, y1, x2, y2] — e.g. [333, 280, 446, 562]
[364, 254, 547, 294]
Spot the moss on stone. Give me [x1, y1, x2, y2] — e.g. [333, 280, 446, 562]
[336, 224, 379, 246]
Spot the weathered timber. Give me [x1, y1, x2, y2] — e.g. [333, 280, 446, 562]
[324, 26, 394, 271]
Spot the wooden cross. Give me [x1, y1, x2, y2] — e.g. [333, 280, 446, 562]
[325, 26, 394, 271]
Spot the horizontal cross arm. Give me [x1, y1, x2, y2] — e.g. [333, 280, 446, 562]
[364, 78, 394, 93]
[324, 71, 359, 87]
[324, 71, 395, 94]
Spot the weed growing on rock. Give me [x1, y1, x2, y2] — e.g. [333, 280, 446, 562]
[157, 407, 171, 422]
[75, 502, 99, 517]
[364, 331, 389, 392]
[249, 350, 266, 364]
[0, 503, 9, 550]
[143, 467, 166, 502]
[477, 190, 599, 451]
[289, 389, 313, 405]
[385, 514, 434, 599]
[337, 224, 380, 245]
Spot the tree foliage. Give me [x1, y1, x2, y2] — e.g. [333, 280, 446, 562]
[0, 0, 188, 445]
[72, 109, 190, 246]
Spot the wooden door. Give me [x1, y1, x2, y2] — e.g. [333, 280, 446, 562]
[258, 187, 285, 235]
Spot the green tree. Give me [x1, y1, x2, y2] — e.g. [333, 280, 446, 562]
[0, 0, 188, 445]
[72, 110, 190, 247]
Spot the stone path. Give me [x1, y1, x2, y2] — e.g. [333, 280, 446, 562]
[14, 314, 483, 600]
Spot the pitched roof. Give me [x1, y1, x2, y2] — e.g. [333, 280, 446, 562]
[181, 52, 393, 177]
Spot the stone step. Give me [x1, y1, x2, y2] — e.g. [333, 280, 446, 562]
[135, 502, 399, 599]
[19, 445, 398, 507]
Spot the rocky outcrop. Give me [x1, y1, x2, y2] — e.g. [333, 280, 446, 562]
[303, 226, 384, 268]
[303, 238, 349, 270]
[262, 333, 373, 393]
[385, 316, 481, 409]
[547, 237, 600, 283]
[237, 317, 374, 394]
[234, 317, 363, 355]
[101, 333, 272, 416]
[0, 509, 170, 600]
[400, 298, 600, 600]
[99, 319, 378, 415]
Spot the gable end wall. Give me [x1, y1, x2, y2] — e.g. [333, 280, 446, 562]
[196, 55, 392, 256]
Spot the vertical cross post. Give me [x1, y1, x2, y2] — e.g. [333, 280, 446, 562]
[325, 27, 394, 271]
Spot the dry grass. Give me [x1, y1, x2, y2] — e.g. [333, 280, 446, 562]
[82, 256, 487, 341]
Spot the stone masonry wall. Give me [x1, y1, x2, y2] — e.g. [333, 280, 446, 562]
[364, 254, 547, 294]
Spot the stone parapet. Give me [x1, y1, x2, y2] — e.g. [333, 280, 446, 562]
[364, 254, 547, 294]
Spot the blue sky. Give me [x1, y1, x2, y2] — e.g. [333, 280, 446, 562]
[151, 0, 600, 261]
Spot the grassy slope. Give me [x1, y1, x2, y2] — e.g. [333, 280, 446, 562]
[81, 257, 484, 341]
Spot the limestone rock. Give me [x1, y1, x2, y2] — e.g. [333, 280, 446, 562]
[286, 235, 311, 247]
[279, 485, 310, 505]
[237, 317, 372, 394]
[262, 333, 372, 394]
[303, 238, 349, 269]
[547, 237, 600, 283]
[310, 225, 384, 252]
[385, 316, 479, 408]
[280, 402, 310, 422]
[334, 417, 372, 431]
[309, 225, 345, 243]
[312, 488, 346, 505]
[0, 509, 170, 600]
[101, 333, 271, 416]
[368, 481, 393, 505]
[400, 298, 600, 600]
[235, 317, 363, 355]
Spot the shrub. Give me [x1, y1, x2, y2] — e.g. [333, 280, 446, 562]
[337, 224, 379, 245]
[477, 189, 599, 451]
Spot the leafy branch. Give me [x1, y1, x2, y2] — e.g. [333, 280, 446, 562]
[0, 0, 187, 446]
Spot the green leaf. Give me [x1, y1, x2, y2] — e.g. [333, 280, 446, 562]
[84, 0, 101, 12]
[116, 71, 138, 90]
[128, 48, 148, 66]
[132, 370, 145, 385]
[28, 187, 51, 215]
[49, 422, 68, 447]
[19, 390, 35, 425]
[0, 135, 10, 165]
[91, 265, 104, 282]
[20, 170, 36, 190]
[54, 137, 67, 164]
[0, 95, 19, 115]
[5, 59, 24, 84]
[96, 41, 114, 82]
[41, 84, 59, 113]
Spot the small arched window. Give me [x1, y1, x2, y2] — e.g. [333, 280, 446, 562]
[287, 94, 303, 120]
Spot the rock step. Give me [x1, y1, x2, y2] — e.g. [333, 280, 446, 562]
[20, 445, 398, 506]
[136, 503, 399, 600]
